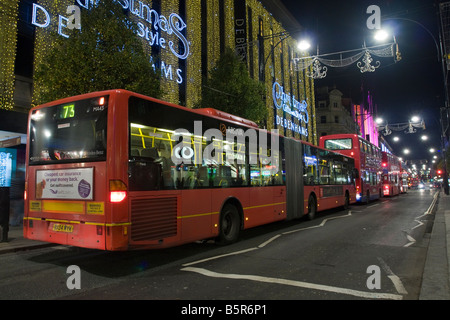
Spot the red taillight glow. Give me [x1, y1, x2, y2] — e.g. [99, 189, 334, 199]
[110, 191, 126, 203]
[109, 180, 127, 203]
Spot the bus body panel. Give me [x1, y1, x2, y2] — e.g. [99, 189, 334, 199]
[24, 90, 357, 251]
[23, 162, 109, 250]
[381, 151, 401, 197]
[320, 134, 381, 203]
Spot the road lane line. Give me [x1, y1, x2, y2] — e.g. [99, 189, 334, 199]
[181, 267, 403, 300]
[377, 257, 408, 295]
[283, 211, 352, 236]
[258, 235, 282, 248]
[185, 212, 353, 267]
[425, 191, 439, 215]
[404, 234, 416, 247]
[182, 248, 259, 267]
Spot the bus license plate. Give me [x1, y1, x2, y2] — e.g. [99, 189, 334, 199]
[52, 224, 74, 233]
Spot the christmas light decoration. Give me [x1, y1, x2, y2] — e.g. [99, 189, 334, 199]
[29, 0, 316, 144]
[0, 0, 19, 110]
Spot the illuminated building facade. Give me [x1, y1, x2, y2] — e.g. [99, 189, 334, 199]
[352, 91, 379, 147]
[1, 0, 317, 145]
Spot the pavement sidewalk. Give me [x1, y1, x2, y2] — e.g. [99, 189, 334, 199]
[1, 191, 449, 299]
[419, 191, 450, 300]
[0, 224, 56, 254]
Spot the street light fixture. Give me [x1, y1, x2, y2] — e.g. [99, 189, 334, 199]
[411, 116, 420, 123]
[297, 40, 311, 51]
[374, 29, 389, 42]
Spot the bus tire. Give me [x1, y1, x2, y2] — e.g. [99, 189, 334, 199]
[307, 195, 317, 220]
[216, 204, 240, 245]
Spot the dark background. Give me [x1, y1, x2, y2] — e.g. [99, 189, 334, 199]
[281, 0, 446, 161]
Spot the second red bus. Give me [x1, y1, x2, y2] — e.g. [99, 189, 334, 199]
[320, 134, 382, 204]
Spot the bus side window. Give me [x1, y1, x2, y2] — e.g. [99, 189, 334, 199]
[303, 145, 318, 185]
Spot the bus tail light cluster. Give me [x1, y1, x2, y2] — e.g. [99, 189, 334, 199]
[109, 180, 127, 203]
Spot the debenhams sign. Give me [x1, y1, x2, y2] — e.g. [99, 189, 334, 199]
[31, 0, 190, 84]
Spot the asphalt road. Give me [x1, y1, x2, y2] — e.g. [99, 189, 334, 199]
[0, 188, 438, 308]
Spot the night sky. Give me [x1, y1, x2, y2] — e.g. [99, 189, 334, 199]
[280, 0, 447, 162]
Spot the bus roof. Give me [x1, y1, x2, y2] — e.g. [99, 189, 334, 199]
[32, 89, 260, 131]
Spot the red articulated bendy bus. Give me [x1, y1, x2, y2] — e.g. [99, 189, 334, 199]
[24, 90, 356, 250]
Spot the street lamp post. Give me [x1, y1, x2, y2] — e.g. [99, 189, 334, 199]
[379, 16, 449, 194]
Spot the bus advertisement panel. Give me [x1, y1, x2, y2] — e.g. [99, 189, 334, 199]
[320, 134, 382, 204]
[24, 90, 356, 250]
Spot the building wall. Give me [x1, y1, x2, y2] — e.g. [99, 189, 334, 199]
[4, 0, 317, 145]
[316, 87, 356, 137]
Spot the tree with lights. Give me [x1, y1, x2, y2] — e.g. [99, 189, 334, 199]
[196, 47, 267, 124]
[33, 1, 162, 105]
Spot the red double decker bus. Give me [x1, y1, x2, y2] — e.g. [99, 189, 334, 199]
[24, 90, 356, 250]
[320, 134, 382, 204]
[381, 151, 401, 196]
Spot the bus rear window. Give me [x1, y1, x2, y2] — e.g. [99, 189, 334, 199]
[29, 96, 108, 165]
[324, 139, 353, 150]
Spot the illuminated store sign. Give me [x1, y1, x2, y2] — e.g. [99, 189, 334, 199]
[31, 0, 190, 84]
[272, 82, 309, 137]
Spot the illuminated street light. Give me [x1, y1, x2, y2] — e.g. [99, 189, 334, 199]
[297, 40, 311, 51]
[374, 29, 389, 41]
[429, 148, 436, 153]
[393, 136, 400, 142]
[411, 116, 420, 123]
[421, 135, 428, 141]
[403, 149, 410, 155]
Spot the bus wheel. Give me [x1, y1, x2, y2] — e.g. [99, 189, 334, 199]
[307, 195, 317, 220]
[344, 192, 350, 210]
[216, 204, 240, 245]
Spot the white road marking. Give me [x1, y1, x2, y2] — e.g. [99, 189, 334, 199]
[402, 191, 439, 247]
[181, 267, 403, 300]
[377, 257, 408, 295]
[404, 234, 416, 247]
[182, 210, 407, 299]
[282, 211, 352, 236]
[182, 248, 259, 267]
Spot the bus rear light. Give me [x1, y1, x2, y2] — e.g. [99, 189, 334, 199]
[109, 180, 127, 203]
[96, 225, 103, 235]
[110, 191, 126, 203]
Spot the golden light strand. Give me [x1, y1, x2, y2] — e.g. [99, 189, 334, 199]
[0, 0, 19, 110]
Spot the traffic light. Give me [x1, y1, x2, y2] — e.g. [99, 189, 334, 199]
[437, 170, 443, 175]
